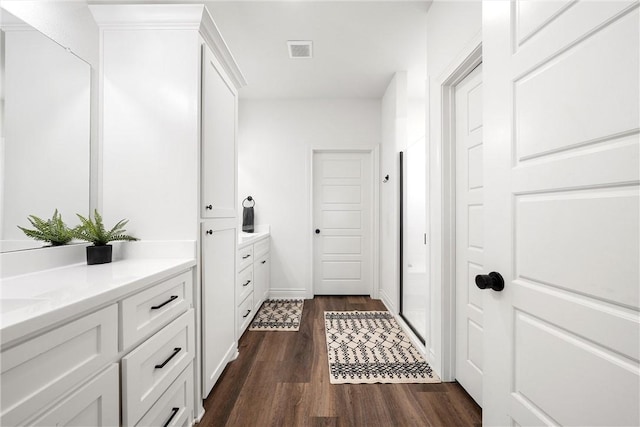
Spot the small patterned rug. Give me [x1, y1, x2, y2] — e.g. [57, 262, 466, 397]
[324, 311, 440, 384]
[249, 299, 304, 331]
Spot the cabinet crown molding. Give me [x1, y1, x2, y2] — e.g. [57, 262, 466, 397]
[89, 4, 247, 89]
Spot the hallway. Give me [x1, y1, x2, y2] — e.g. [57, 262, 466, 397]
[199, 296, 481, 426]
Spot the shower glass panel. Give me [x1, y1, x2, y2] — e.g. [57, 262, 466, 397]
[400, 139, 427, 343]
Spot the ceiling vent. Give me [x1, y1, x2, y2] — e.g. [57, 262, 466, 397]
[287, 41, 313, 59]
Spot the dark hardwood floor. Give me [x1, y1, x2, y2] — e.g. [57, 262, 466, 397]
[198, 296, 482, 427]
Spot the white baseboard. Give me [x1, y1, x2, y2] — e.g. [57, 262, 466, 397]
[268, 288, 308, 299]
[378, 288, 396, 314]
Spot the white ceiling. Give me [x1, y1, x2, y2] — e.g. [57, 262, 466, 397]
[205, 1, 430, 99]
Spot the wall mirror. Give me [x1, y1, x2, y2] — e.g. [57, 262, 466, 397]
[0, 7, 91, 253]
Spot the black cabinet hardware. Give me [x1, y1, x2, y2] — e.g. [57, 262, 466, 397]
[205, 205, 213, 210]
[151, 295, 178, 310]
[261, 260, 266, 264]
[162, 408, 180, 427]
[242, 280, 251, 287]
[475, 272, 505, 292]
[242, 309, 251, 318]
[242, 254, 251, 259]
[315, 229, 320, 234]
[206, 230, 213, 235]
[155, 347, 181, 369]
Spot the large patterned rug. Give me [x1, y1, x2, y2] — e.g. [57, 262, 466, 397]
[249, 299, 304, 331]
[324, 311, 440, 384]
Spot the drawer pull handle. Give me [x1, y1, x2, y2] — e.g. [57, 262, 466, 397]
[242, 254, 251, 259]
[151, 295, 178, 310]
[155, 347, 181, 369]
[242, 309, 251, 318]
[243, 280, 251, 287]
[163, 407, 180, 427]
[261, 260, 266, 264]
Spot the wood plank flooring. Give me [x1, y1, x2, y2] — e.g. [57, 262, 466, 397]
[198, 296, 482, 427]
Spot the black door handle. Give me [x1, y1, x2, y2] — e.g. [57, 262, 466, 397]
[475, 272, 504, 292]
[315, 229, 320, 234]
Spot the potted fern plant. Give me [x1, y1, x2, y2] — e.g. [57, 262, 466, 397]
[73, 210, 138, 265]
[17, 209, 74, 246]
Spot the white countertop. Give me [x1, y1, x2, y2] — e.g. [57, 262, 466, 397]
[0, 258, 196, 346]
[238, 230, 270, 249]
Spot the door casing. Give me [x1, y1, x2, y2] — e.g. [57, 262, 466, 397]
[436, 37, 483, 382]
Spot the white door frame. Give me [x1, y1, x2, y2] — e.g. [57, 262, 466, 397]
[308, 146, 380, 298]
[437, 37, 482, 382]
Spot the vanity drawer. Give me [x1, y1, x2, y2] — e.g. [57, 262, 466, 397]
[121, 309, 195, 426]
[29, 364, 120, 427]
[237, 265, 253, 303]
[254, 237, 269, 258]
[120, 271, 192, 350]
[237, 292, 254, 337]
[238, 245, 253, 272]
[136, 362, 193, 427]
[0, 305, 118, 427]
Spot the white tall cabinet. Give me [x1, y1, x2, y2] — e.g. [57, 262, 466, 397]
[92, 4, 246, 420]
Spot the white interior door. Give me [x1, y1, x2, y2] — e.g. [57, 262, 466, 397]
[483, 2, 639, 425]
[454, 63, 483, 406]
[313, 151, 372, 295]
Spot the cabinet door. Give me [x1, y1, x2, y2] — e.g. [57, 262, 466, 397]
[201, 219, 237, 397]
[201, 44, 237, 219]
[253, 253, 270, 312]
[29, 364, 119, 427]
[1, 305, 118, 426]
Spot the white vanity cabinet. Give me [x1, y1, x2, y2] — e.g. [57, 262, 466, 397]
[236, 235, 270, 338]
[92, 4, 245, 410]
[120, 271, 196, 427]
[0, 263, 197, 427]
[252, 237, 271, 313]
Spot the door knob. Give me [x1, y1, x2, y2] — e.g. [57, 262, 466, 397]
[315, 229, 320, 234]
[475, 272, 504, 292]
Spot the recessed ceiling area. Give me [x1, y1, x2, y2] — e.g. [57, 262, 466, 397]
[205, 1, 430, 99]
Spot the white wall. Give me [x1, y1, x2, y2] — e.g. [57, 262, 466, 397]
[379, 72, 407, 312]
[238, 99, 380, 298]
[426, 0, 482, 378]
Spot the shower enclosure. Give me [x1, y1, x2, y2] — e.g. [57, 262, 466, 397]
[399, 140, 427, 343]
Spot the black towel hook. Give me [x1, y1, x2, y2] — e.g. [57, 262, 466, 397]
[242, 196, 255, 208]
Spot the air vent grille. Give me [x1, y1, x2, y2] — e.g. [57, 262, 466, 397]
[287, 41, 313, 59]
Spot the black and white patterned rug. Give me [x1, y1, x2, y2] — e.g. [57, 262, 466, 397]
[249, 299, 304, 331]
[324, 311, 440, 384]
